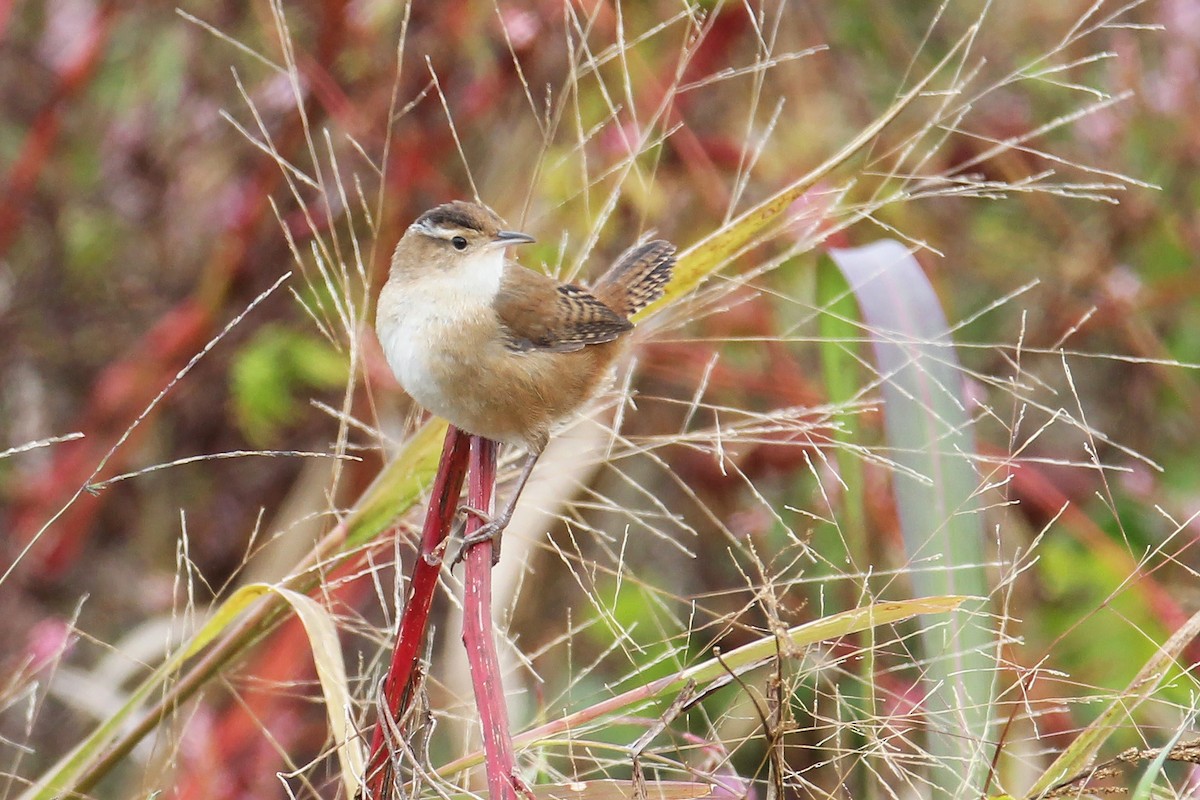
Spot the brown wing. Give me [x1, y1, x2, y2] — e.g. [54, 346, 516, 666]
[495, 265, 632, 354]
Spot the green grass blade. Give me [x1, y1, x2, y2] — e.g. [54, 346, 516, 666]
[816, 256, 870, 571]
[341, 417, 449, 550]
[815, 256, 879, 787]
[1130, 724, 1190, 800]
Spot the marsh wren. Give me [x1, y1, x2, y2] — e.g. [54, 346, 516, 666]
[376, 201, 675, 560]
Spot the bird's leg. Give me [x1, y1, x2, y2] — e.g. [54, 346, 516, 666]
[453, 449, 542, 566]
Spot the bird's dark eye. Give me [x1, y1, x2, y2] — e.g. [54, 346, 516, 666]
[451, 236, 468, 251]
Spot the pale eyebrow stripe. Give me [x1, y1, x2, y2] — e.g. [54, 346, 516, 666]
[411, 221, 456, 238]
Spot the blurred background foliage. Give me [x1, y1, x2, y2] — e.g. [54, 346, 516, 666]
[2, 0, 1199, 798]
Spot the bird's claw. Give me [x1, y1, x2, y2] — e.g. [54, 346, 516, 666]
[451, 520, 503, 567]
[457, 504, 494, 525]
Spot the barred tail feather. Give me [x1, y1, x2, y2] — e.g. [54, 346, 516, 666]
[591, 239, 676, 318]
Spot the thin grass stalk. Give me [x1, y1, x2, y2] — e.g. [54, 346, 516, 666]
[364, 425, 470, 798]
[462, 436, 521, 800]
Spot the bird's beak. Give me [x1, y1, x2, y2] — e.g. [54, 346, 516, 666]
[493, 230, 536, 246]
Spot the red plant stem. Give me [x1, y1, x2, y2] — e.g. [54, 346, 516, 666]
[363, 425, 470, 798]
[462, 435, 522, 800]
[0, 1, 14, 37]
[0, 1, 115, 258]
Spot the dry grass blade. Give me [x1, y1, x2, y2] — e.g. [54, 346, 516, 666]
[251, 587, 365, 798]
[1028, 606, 1200, 797]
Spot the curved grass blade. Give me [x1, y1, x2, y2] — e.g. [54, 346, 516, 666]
[827, 241, 994, 796]
[18, 421, 445, 800]
[271, 587, 365, 799]
[1130, 723, 1190, 800]
[814, 258, 878, 783]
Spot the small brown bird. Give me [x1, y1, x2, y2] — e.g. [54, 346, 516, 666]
[376, 200, 675, 558]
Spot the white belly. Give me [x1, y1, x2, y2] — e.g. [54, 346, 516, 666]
[378, 288, 472, 411]
[375, 250, 503, 418]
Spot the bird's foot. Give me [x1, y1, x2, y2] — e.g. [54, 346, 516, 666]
[452, 506, 504, 567]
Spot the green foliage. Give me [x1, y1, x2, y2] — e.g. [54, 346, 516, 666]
[1036, 534, 1198, 720]
[230, 325, 347, 444]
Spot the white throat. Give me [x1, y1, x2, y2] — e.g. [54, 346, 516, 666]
[376, 245, 505, 406]
[453, 246, 505, 300]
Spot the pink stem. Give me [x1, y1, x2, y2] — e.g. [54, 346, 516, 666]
[462, 435, 522, 800]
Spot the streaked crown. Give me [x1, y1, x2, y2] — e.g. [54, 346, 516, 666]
[391, 201, 535, 277]
[413, 200, 505, 240]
